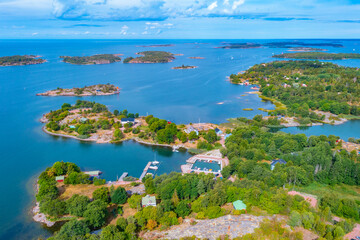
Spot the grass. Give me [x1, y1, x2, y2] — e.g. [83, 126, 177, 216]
[294, 182, 360, 202]
[220, 118, 247, 129]
[258, 94, 287, 112]
[339, 114, 360, 120]
[58, 184, 104, 200]
[188, 148, 207, 155]
[243, 108, 254, 111]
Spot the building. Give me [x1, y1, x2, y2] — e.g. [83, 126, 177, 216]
[184, 126, 199, 135]
[233, 200, 246, 211]
[55, 176, 65, 182]
[142, 195, 156, 207]
[80, 117, 88, 123]
[83, 170, 102, 177]
[215, 128, 223, 135]
[225, 133, 232, 140]
[121, 118, 135, 124]
[270, 159, 287, 170]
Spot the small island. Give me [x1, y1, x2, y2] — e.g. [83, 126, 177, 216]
[188, 57, 205, 59]
[36, 84, 120, 97]
[0, 55, 46, 66]
[216, 43, 262, 49]
[273, 52, 360, 60]
[288, 47, 327, 52]
[123, 51, 175, 64]
[136, 44, 174, 47]
[172, 65, 197, 70]
[60, 54, 122, 65]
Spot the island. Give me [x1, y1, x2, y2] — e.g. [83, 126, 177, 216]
[36, 84, 120, 97]
[216, 41, 343, 50]
[41, 100, 226, 154]
[136, 44, 175, 47]
[230, 60, 360, 126]
[188, 57, 205, 59]
[273, 52, 360, 60]
[60, 54, 122, 65]
[216, 43, 262, 49]
[172, 65, 197, 69]
[123, 51, 175, 63]
[0, 55, 46, 66]
[34, 112, 360, 240]
[288, 47, 327, 52]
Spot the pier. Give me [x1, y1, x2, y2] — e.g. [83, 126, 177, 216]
[119, 172, 128, 181]
[139, 162, 152, 181]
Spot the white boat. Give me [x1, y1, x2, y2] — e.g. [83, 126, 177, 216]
[152, 161, 159, 165]
[149, 166, 158, 170]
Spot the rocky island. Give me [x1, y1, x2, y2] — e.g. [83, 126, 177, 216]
[123, 51, 175, 63]
[172, 65, 198, 69]
[273, 52, 360, 60]
[0, 55, 46, 66]
[36, 84, 120, 97]
[60, 54, 122, 65]
[188, 57, 205, 59]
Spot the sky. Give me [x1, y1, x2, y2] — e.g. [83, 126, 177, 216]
[0, 0, 360, 39]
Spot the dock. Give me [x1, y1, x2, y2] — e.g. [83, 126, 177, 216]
[139, 162, 152, 181]
[119, 172, 128, 181]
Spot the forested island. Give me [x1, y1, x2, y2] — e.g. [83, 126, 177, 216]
[123, 51, 175, 63]
[216, 43, 262, 49]
[273, 52, 360, 60]
[42, 100, 224, 151]
[60, 54, 122, 65]
[217, 41, 343, 50]
[136, 44, 174, 47]
[36, 84, 120, 97]
[34, 114, 360, 239]
[172, 65, 197, 69]
[230, 60, 360, 126]
[0, 55, 46, 66]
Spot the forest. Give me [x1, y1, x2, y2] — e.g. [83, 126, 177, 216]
[230, 61, 360, 117]
[0, 55, 46, 66]
[60, 54, 121, 65]
[273, 52, 360, 60]
[124, 51, 175, 63]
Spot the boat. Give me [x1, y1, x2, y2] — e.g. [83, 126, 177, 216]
[149, 166, 158, 170]
[152, 161, 159, 165]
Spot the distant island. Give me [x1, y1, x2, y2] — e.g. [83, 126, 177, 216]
[273, 52, 360, 60]
[288, 47, 327, 52]
[60, 54, 122, 65]
[216, 43, 262, 49]
[36, 84, 120, 97]
[188, 57, 205, 59]
[172, 65, 197, 69]
[0, 55, 46, 66]
[136, 44, 174, 47]
[216, 41, 343, 50]
[123, 51, 175, 63]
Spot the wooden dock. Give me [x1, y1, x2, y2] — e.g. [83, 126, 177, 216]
[119, 172, 128, 181]
[139, 162, 152, 181]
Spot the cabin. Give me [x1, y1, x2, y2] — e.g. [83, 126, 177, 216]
[121, 118, 135, 124]
[142, 195, 156, 208]
[233, 200, 247, 211]
[270, 159, 287, 170]
[83, 170, 102, 177]
[80, 117, 88, 123]
[215, 128, 223, 135]
[55, 176, 65, 183]
[184, 126, 199, 135]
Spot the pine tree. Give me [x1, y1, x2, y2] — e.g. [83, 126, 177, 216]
[197, 179, 206, 195]
[171, 189, 180, 207]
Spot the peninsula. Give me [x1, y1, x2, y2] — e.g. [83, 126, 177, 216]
[123, 51, 175, 63]
[0, 55, 46, 66]
[36, 84, 120, 97]
[172, 65, 197, 69]
[60, 54, 122, 65]
[273, 52, 360, 60]
[230, 60, 360, 126]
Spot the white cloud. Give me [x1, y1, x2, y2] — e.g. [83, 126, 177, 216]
[232, 0, 245, 10]
[32, 32, 38, 36]
[208, 1, 218, 10]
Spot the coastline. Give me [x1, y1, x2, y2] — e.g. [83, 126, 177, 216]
[36, 91, 120, 97]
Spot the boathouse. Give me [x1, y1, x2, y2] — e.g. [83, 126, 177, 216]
[121, 118, 135, 124]
[233, 200, 246, 211]
[55, 176, 65, 182]
[83, 170, 102, 177]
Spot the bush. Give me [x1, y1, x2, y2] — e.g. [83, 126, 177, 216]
[92, 187, 110, 203]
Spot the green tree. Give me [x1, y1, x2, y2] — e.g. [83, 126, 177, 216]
[110, 186, 128, 204]
[83, 200, 108, 228]
[100, 225, 127, 240]
[128, 194, 142, 209]
[204, 129, 217, 144]
[66, 194, 90, 217]
[175, 201, 191, 218]
[92, 187, 110, 203]
[289, 211, 302, 227]
[51, 220, 90, 240]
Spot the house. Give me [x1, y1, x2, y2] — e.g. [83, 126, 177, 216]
[80, 117, 88, 123]
[55, 176, 65, 182]
[69, 125, 76, 129]
[142, 195, 156, 207]
[83, 170, 102, 177]
[270, 159, 287, 170]
[184, 126, 199, 135]
[215, 128, 223, 135]
[233, 200, 246, 211]
[225, 133, 232, 140]
[121, 118, 135, 124]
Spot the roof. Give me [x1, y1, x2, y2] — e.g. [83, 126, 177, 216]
[121, 118, 135, 122]
[142, 195, 156, 206]
[271, 159, 287, 166]
[55, 176, 65, 181]
[83, 170, 101, 176]
[225, 133, 232, 139]
[233, 200, 246, 210]
[80, 117, 88, 122]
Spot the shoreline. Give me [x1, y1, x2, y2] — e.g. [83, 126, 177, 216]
[36, 91, 120, 97]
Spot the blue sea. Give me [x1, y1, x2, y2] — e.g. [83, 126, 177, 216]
[0, 39, 360, 239]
